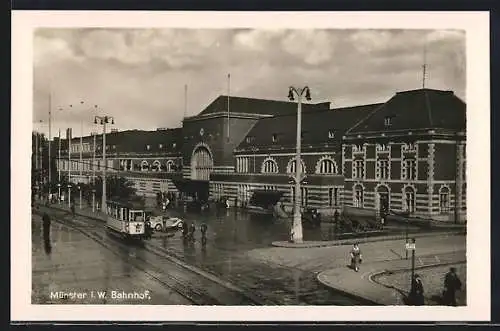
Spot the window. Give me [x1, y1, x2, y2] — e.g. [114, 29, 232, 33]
[439, 186, 450, 213]
[301, 187, 308, 207]
[328, 130, 335, 139]
[329, 187, 339, 207]
[159, 144, 163, 149]
[152, 160, 161, 172]
[318, 159, 337, 174]
[384, 116, 392, 127]
[288, 159, 305, 174]
[377, 159, 390, 180]
[272, 134, 278, 143]
[172, 142, 177, 149]
[354, 160, 364, 179]
[404, 187, 416, 213]
[402, 158, 417, 180]
[354, 185, 364, 208]
[262, 159, 278, 173]
[112, 145, 116, 150]
[146, 145, 151, 151]
[246, 136, 255, 144]
[166, 160, 175, 172]
[141, 160, 149, 171]
[301, 131, 307, 142]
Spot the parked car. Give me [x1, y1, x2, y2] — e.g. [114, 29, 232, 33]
[148, 215, 165, 231]
[164, 217, 184, 230]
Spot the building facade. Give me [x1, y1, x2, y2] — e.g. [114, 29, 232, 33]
[54, 88, 466, 222]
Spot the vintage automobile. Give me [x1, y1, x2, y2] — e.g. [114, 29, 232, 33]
[147, 215, 184, 232]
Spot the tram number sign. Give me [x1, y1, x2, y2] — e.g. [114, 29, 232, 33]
[405, 243, 416, 250]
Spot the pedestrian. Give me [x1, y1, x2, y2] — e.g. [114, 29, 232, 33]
[189, 223, 196, 241]
[409, 274, 425, 305]
[200, 223, 208, 245]
[443, 267, 462, 306]
[70, 203, 75, 217]
[42, 212, 51, 239]
[182, 221, 189, 240]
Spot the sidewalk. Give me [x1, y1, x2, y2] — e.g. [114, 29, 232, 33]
[316, 250, 466, 305]
[272, 230, 465, 248]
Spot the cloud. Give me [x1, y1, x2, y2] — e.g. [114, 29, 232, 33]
[33, 28, 466, 137]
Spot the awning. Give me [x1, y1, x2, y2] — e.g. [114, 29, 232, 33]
[249, 190, 285, 208]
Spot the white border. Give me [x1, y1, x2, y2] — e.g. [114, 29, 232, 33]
[12, 11, 490, 322]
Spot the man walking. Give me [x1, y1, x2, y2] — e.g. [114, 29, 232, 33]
[443, 267, 462, 306]
[409, 274, 425, 305]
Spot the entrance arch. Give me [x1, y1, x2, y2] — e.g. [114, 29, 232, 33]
[376, 184, 390, 215]
[191, 144, 214, 181]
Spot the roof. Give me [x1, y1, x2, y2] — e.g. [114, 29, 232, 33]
[236, 103, 382, 150]
[346, 89, 466, 135]
[196, 95, 330, 117]
[70, 128, 183, 154]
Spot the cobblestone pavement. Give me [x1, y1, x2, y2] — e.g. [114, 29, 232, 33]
[373, 263, 467, 306]
[246, 234, 466, 273]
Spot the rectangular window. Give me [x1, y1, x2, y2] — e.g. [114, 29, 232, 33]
[354, 160, 364, 179]
[328, 187, 339, 207]
[379, 159, 389, 180]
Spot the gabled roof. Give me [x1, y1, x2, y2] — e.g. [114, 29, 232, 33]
[196, 95, 330, 117]
[346, 89, 466, 135]
[236, 103, 382, 151]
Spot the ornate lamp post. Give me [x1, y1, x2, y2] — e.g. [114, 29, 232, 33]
[288, 86, 311, 244]
[94, 115, 114, 213]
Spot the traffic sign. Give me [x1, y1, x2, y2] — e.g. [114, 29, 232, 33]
[405, 243, 416, 250]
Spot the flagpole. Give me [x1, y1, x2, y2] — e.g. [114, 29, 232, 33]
[184, 84, 188, 119]
[227, 73, 230, 142]
[48, 90, 52, 189]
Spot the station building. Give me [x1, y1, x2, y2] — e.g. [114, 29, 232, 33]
[56, 88, 466, 222]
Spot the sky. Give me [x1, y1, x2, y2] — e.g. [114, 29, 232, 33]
[33, 28, 465, 137]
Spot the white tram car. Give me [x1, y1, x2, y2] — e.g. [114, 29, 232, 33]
[105, 200, 148, 240]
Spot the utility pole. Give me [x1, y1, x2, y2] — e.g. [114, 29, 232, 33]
[288, 86, 311, 244]
[58, 129, 61, 203]
[94, 115, 114, 214]
[68, 128, 72, 208]
[48, 91, 52, 190]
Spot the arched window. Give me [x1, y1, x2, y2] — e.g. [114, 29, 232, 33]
[439, 186, 450, 213]
[140, 160, 149, 172]
[152, 160, 161, 172]
[404, 186, 416, 213]
[262, 159, 278, 174]
[166, 160, 175, 172]
[353, 185, 364, 208]
[287, 159, 305, 174]
[318, 158, 337, 174]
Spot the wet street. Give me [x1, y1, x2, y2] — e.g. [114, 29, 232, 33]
[32, 205, 368, 305]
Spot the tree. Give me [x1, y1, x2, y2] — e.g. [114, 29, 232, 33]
[92, 175, 138, 201]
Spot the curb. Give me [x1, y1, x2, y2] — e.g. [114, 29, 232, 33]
[369, 260, 467, 305]
[316, 259, 466, 306]
[272, 231, 466, 248]
[316, 272, 381, 306]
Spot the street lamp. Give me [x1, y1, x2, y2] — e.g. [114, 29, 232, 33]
[288, 86, 311, 244]
[78, 184, 82, 209]
[67, 183, 72, 208]
[94, 115, 114, 213]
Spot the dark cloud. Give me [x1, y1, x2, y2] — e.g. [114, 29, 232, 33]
[33, 28, 465, 137]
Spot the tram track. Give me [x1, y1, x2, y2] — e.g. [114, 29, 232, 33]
[33, 206, 265, 305]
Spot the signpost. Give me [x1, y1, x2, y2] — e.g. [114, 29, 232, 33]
[406, 238, 416, 297]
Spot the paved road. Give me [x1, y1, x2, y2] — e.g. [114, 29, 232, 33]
[32, 209, 262, 305]
[37, 205, 367, 305]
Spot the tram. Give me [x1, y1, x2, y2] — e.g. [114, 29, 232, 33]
[105, 200, 148, 240]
